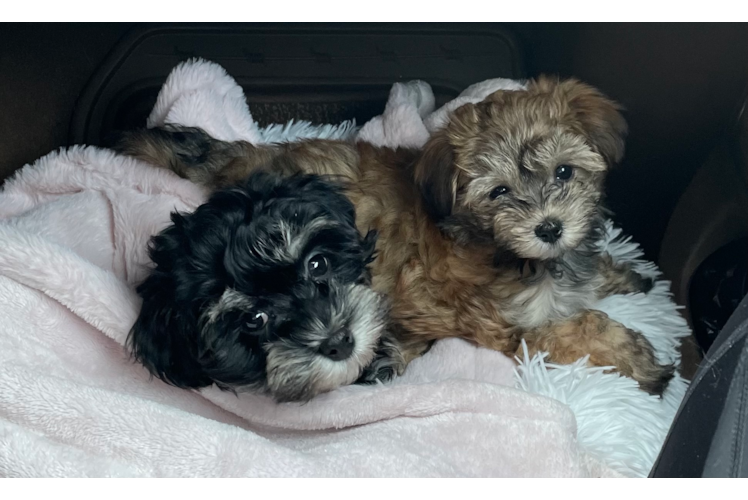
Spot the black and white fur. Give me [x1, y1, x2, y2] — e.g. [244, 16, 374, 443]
[129, 171, 404, 402]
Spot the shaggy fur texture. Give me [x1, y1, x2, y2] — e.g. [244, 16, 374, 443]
[129, 171, 404, 402]
[114, 78, 673, 395]
[412, 76, 673, 394]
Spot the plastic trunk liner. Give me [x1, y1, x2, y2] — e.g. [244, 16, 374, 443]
[70, 24, 524, 145]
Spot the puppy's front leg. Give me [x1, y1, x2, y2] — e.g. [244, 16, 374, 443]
[113, 125, 280, 188]
[595, 253, 654, 298]
[518, 310, 674, 395]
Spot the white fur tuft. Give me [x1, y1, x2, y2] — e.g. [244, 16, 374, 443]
[260, 119, 358, 144]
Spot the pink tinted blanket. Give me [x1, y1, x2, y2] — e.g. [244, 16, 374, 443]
[0, 60, 619, 477]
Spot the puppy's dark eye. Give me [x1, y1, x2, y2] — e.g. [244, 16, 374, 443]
[555, 165, 574, 181]
[307, 254, 329, 278]
[489, 186, 510, 200]
[246, 311, 269, 331]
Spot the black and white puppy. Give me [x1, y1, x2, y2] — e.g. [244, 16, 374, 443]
[129, 171, 403, 402]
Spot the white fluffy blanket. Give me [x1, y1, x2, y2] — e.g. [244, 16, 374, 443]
[0, 60, 689, 477]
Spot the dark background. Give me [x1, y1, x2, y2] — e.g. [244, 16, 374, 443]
[2, 23, 747, 266]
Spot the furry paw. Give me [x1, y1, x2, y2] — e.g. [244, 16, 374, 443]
[601, 322, 675, 396]
[356, 361, 399, 385]
[611, 325, 675, 396]
[637, 362, 675, 396]
[355, 335, 407, 385]
[597, 254, 655, 297]
[632, 274, 655, 294]
[615, 269, 655, 295]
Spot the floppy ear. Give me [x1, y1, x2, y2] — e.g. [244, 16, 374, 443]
[413, 131, 458, 220]
[533, 76, 628, 166]
[128, 213, 214, 389]
[568, 80, 628, 166]
[128, 275, 211, 389]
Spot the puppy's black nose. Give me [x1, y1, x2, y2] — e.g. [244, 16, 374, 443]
[535, 220, 563, 244]
[319, 329, 355, 361]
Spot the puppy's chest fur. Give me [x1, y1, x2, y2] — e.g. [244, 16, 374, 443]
[498, 258, 603, 329]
